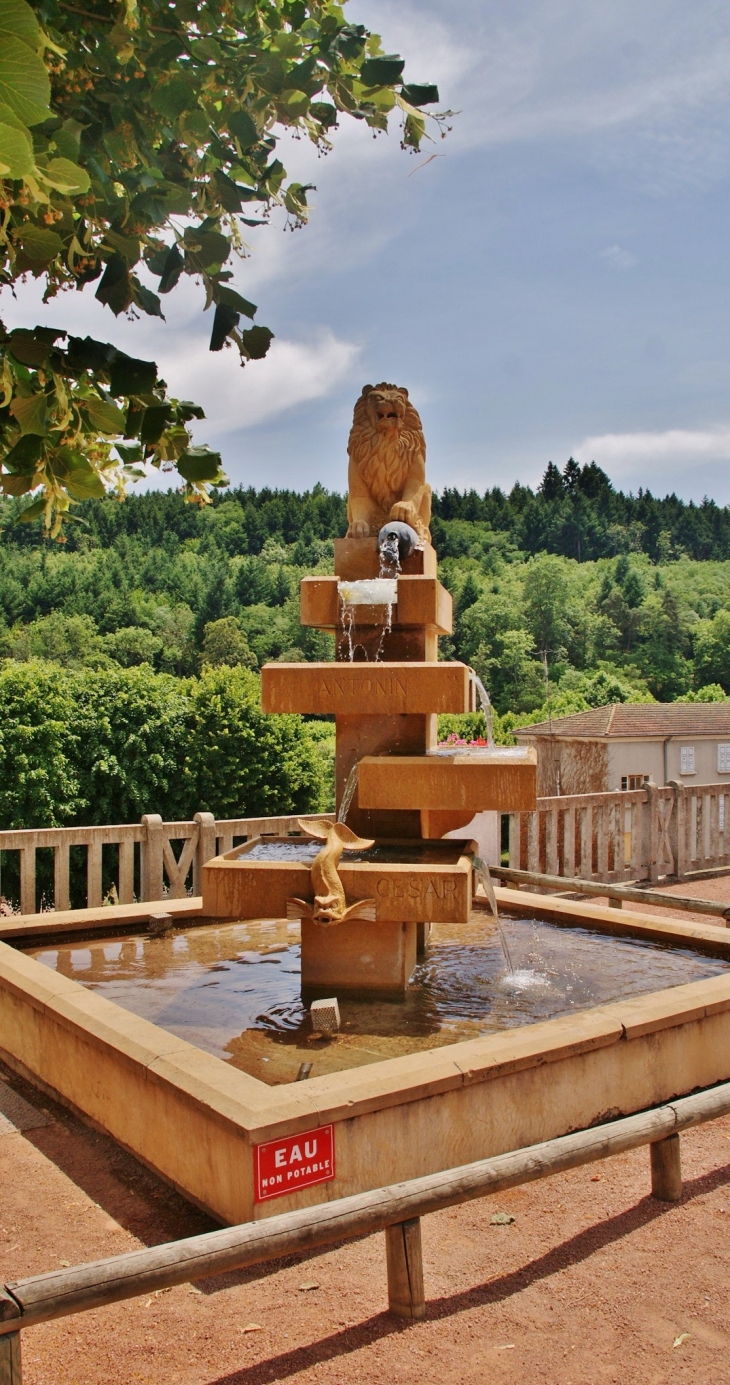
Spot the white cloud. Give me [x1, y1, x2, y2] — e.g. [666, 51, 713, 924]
[574, 425, 730, 480]
[164, 329, 361, 439]
[600, 244, 638, 270]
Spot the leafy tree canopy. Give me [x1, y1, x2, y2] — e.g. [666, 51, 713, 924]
[0, 0, 446, 534]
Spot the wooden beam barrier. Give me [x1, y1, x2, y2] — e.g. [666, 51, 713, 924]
[2, 1080, 730, 1366]
[492, 864, 730, 923]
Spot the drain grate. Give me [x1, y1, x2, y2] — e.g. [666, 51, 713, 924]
[0, 1079, 50, 1135]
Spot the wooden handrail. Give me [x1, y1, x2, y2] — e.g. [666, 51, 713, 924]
[2, 1080, 730, 1346]
[492, 865, 730, 921]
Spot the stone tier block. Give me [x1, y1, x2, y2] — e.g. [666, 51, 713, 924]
[334, 537, 437, 580]
[358, 747, 537, 814]
[261, 662, 473, 716]
[202, 837, 476, 924]
[300, 575, 453, 635]
[300, 917, 418, 997]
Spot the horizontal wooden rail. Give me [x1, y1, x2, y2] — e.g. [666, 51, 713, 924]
[2, 1079, 730, 1352]
[493, 864, 730, 922]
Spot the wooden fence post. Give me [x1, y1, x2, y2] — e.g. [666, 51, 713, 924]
[669, 780, 686, 879]
[642, 781, 659, 883]
[0, 1333, 21, 1384]
[650, 1134, 682, 1202]
[53, 843, 70, 912]
[385, 1218, 425, 1320]
[140, 815, 164, 902]
[0, 1291, 21, 1384]
[193, 812, 217, 896]
[18, 848, 35, 917]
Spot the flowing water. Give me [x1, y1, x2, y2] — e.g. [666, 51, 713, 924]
[469, 670, 495, 747]
[337, 764, 360, 824]
[28, 913, 730, 1087]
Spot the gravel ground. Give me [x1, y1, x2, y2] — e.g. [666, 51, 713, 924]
[585, 872, 730, 925]
[2, 1054, 730, 1385]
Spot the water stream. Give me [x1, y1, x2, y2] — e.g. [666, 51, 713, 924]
[337, 763, 360, 824]
[470, 670, 495, 747]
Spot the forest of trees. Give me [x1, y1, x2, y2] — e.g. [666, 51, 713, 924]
[2, 459, 730, 831]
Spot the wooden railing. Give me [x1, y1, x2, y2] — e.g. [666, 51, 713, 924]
[505, 779, 730, 885]
[0, 812, 333, 916]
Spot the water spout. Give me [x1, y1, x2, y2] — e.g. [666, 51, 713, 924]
[337, 762, 360, 824]
[474, 855, 514, 974]
[470, 671, 495, 747]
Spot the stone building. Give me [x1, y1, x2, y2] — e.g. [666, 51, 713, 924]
[514, 703, 730, 798]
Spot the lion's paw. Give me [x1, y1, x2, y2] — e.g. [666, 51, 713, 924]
[347, 521, 371, 539]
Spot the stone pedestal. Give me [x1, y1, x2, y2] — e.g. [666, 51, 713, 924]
[300, 917, 418, 997]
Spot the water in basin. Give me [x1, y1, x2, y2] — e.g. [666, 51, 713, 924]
[27, 913, 730, 1086]
[241, 839, 467, 864]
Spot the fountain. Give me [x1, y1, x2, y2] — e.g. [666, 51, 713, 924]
[202, 381, 537, 996]
[5, 382, 730, 1231]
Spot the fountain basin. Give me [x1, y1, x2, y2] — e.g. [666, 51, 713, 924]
[4, 891, 730, 1225]
[358, 747, 537, 813]
[261, 661, 473, 716]
[201, 836, 476, 925]
[300, 575, 452, 634]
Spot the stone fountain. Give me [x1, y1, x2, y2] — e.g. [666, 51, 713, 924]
[202, 382, 537, 995]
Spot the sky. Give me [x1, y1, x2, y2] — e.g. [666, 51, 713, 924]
[7, 0, 730, 503]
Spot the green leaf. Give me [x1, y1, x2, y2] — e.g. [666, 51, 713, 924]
[64, 459, 106, 499]
[16, 495, 46, 520]
[2, 471, 34, 495]
[217, 286, 257, 318]
[133, 282, 164, 318]
[7, 327, 52, 366]
[157, 243, 184, 294]
[279, 89, 310, 117]
[0, 34, 50, 126]
[81, 398, 127, 434]
[359, 55, 405, 87]
[95, 256, 133, 315]
[400, 83, 440, 107]
[40, 156, 90, 194]
[104, 230, 140, 264]
[227, 108, 258, 149]
[109, 354, 157, 397]
[3, 431, 44, 472]
[0, 0, 39, 46]
[149, 76, 196, 120]
[177, 445, 223, 482]
[114, 442, 143, 463]
[210, 302, 239, 351]
[177, 400, 206, 421]
[139, 403, 173, 444]
[241, 325, 274, 360]
[184, 229, 231, 269]
[0, 117, 32, 175]
[9, 392, 47, 435]
[310, 101, 338, 128]
[67, 336, 116, 374]
[15, 223, 63, 265]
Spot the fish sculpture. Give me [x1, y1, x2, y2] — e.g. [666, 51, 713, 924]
[287, 819, 376, 926]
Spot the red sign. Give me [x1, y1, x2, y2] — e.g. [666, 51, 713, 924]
[254, 1124, 335, 1202]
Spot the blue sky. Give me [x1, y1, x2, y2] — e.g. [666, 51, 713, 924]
[8, 0, 730, 502]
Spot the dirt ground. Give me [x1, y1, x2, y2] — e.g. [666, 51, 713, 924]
[574, 870, 730, 926]
[2, 1052, 730, 1385]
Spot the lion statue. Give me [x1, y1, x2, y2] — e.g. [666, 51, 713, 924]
[346, 383, 431, 543]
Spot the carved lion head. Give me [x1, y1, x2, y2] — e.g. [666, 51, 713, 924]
[361, 383, 409, 434]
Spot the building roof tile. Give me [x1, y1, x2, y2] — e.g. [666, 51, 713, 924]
[514, 703, 730, 739]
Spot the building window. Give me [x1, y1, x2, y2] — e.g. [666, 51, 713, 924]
[719, 744, 730, 773]
[680, 745, 696, 775]
[621, 774, 649, 791]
